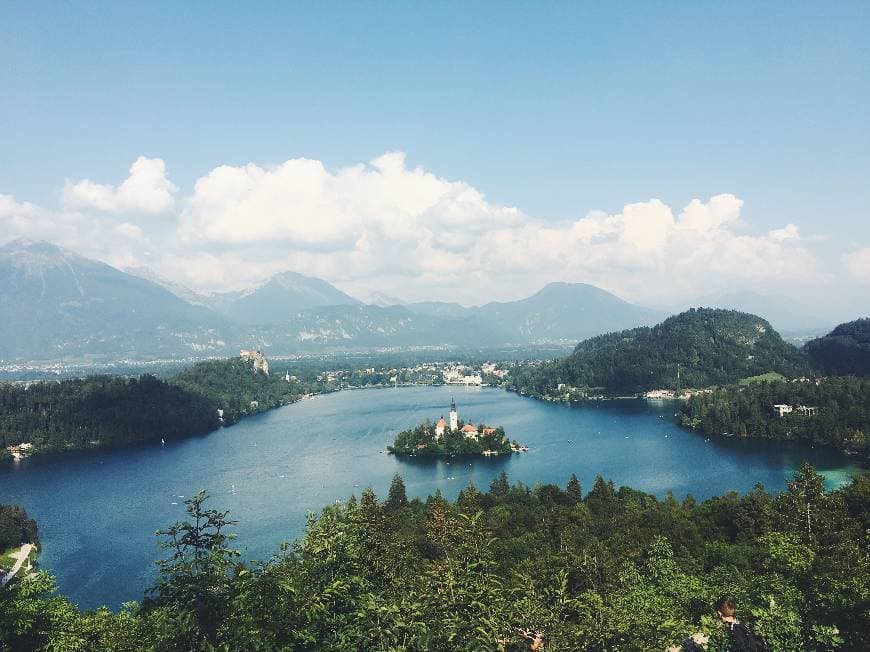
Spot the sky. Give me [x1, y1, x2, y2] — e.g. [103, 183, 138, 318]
[1, 2, 869, 313]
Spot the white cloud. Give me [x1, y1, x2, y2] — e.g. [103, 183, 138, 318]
[769, 223, 800, 241]
[843, 247, 870, 283]
[178, 152, 521, 254]
[62, 156, 177, 214]
[0, 152, 844, 307]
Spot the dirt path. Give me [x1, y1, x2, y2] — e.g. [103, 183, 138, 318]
[1, 543, 33, 587]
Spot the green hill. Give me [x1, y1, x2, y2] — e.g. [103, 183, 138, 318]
[804, 318, 870, 376]
[511, 308, 810, 395]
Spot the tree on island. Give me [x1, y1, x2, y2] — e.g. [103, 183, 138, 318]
[388, 422, 516, 456]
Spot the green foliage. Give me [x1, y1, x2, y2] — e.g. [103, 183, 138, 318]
[388, 420, 514, 456]
[0, 505, 37, 554]
[0, 356, 327, 457]
[739, 371, 787, 386]
[805, 318, 870, 377]
[141, 489, 244, 650]
[510, 308, 810, 396]
[385, 474, 408, 512]
[1, 467, 867, 650]
[0, 375, 219, 453]
[678, 377, 870, 462]
[169, 357, 303, 424]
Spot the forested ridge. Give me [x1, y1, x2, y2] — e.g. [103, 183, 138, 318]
[0, 505, 37, 554]
[0, 375, 219, 455]
[169, 357, 310, 425]
[509, 309, 809, 396]
[0, 357, 320, 457]
[1, 466, 867, 650]
[678, 377, 870, 463]
[804, 318, 870, 377]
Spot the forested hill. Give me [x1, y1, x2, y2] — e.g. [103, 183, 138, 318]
[510, 308, 809, 395]
[169, 356, 310, 424]
[804, 318, 870, 376]
[0, 357, 316, 456]
[0, 504, 37, 553]
[0, 375, 219, 454]
[1, 467, 867, 650]
[679, 376, 870, 462]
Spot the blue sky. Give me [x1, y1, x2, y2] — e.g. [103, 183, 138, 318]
[1, 2, 869, 310]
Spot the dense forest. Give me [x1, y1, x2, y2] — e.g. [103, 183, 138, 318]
[509, 309, 809, 397]
[389, 421, 514, 456]
[1, 466, 867, 651]
[678, 377, 870, 463]
[169, 357, 310, 424]
[804, 318, 870, 376]
[0, 505, 37, 554]
[0, 375, 219, 455]
[0, 356, 327, 457]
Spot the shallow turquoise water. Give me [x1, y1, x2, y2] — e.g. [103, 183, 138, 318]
[0, 385, 859, 609]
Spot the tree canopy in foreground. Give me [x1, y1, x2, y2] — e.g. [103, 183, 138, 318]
[1, 465, 867, 651]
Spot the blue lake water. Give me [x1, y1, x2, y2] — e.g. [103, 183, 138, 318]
[0, 385, 860, 610]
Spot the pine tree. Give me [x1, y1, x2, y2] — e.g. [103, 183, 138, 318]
[385, 474, 408, 512]
[566, 474, 582, 505]
[490, 471, 509, 497]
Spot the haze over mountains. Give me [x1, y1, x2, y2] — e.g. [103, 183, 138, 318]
[0, 240, 227, 361]
[0, 239, 855, 362]
[669, 290, 836, 335]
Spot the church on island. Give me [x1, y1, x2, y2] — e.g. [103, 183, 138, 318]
[387, 399, 527, 457]
[435, 399, 497, 441]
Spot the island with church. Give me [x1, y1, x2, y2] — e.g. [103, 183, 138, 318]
[388, 399, 528, 457]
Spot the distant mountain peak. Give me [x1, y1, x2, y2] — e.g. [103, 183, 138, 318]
[206, 268, 360, 325]
[367, 291, 406, 307]
[123, 265, 209, 306]
[2, 238, 71, 256]
[0, 238, 98, 273]
[534, 281, 629, 302]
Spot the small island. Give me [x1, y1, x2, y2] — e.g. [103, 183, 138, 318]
[388, 399, 527, 457]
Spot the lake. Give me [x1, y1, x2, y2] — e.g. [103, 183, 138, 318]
[0, 385, 860, 610]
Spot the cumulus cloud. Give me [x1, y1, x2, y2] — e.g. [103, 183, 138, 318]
[62, 156, 177, 214]
[0, 152, 841, 306]
[769, 223, 800, 241]
[843, 247, 870, 283]
[178, 151, 521, 253]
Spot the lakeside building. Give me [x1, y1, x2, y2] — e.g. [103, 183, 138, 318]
[773, 404, 818, 418]
[6, 442, 33, 460]
[773, 404, 793, 417]
[645, 389, 676, 399]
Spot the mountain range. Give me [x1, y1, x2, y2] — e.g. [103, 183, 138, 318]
[0, 239, 853, 363]
[0, 240, 228, 361]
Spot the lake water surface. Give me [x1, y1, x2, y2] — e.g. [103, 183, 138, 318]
[0, 385, 860, 609]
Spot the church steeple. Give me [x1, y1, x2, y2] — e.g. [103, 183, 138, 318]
[449, 398, 458, 432]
